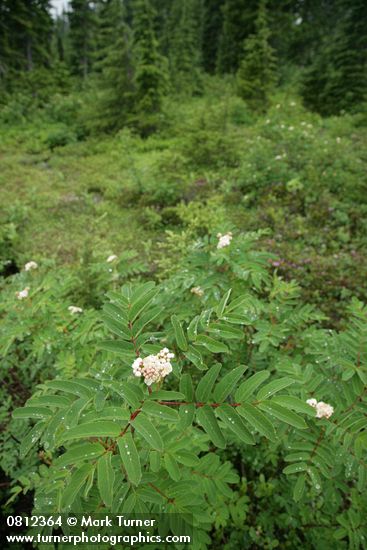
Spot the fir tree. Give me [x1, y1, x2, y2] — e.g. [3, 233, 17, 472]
[131, 0, 168, 132]
[167, 0, 203, 93]
[202, 0, 225, 74]
[0, 0, 52, 75]
[236, 0, 276, 112]
[216, 0, 258, 74]
[68, 0, 96, 77]
[93, 0, 135, 131]
[0, 0, 54, 98]
[302, 0, 367, 115]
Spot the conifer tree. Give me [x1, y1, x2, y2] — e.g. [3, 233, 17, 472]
[236, 0, 276, 112]
[93, 0, 135, 131]
[68, 0, 96, 77]
[167, 0, 203, 93]
[0, 0, 52, 76]
[0, 0, 53, 97]
[302, 0, 367, 115]
[52, 12, 68, 64]
[202, 0, 224, 73]
[216, 0, 258, 74]
[131, 0, 168, 131]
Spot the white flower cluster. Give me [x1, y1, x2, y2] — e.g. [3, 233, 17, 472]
[132, 348, 174, 386]
[217, 232, 233, 249]
[191, 286, 204, 297]
[306, 398, 334, 419]
[24, 261, 38, 271]
[16, 287, 30, 300]
[68, 306, 83, 315]
[107, 254, 118, 263]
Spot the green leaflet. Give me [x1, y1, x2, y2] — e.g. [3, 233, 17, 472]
[222, 314, 250, 325]
[117, 433, 141, 486]
[97, 452, 115, 508]
[42, 409, 66, 450]
[234, 371, 270, 402]
[271, 395, 316, 416]
[27, 395, 72, 408]
[13, 406, 52, 420]
[54, 442, 105, 468]
[98, 339, 135, 356]
[283, 462, 309, 475]
[187, 315, 200, 340]
[121, 493, 137, 513]
[285, 452, 311, 462]
[149, 450, 161, 472]
[207, 323, 244, 339]
[213, 365, 247, 402]
[171, 315, 188, 351]
[112, 482, 129, 511]
[45, 379, 94, 398]
[64, 397, 91, 429]
[94, 390, 107, 412]
[238, 403, 276, 441]
[103, 301, 128, 322]
[256, 377, 295, 401]
[101, 312, 130, 339]
[61, 464, 94, 510]
[130, 282, 155, 305]
[293, 473, 306, 502]
[216, 405, 255, 445]
[216, 289, 232, 317]
[149, 390, 185, 401]
[195, 363, 222, 402]
[196, 405, 226, 448]
[226, 295, 251, 312]
[195, 335, 229, 353]
[185, 345, 206, 370]
[84, 466, 96, 499]
[177, 404, 195, 431]
[129, 285, 157, 322]
[308, 466, 322, 491]
[81, 407, 130, 423]
[179, 374, 194, 401]
[138, 486, 165, 505]
[142, 401, 179, 422]
[20, 421, 46, 458]
[61, 421, 121, 442]
[164, 454, 181, 481]
[175, 450, 200, 467]
[134, 306, 163, 337]
[258, 401, 307, 429]
[112, 382, 144, 409]
[74, 379, 100, 392]
[357, 464, 366, 492]
[131, 413, 164, 452]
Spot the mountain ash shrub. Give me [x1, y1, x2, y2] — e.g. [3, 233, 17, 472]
[5, 231, 367, 548]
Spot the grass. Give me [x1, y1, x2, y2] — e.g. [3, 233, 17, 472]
[1, 85, 367, 323]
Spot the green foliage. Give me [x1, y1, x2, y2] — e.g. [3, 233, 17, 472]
[68, 0, 97, 77]
[1, 2, 367, 545]
[236, 0, 277, 112]
[92, 4, 135, 132]
[1, 229, 365, 547]
[301, 0, 367, 115]
[131, 0, 169, 133]
[216, 0, 257, 74]
[0, 0, 53, 84]
[166, 0, 203, 94]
